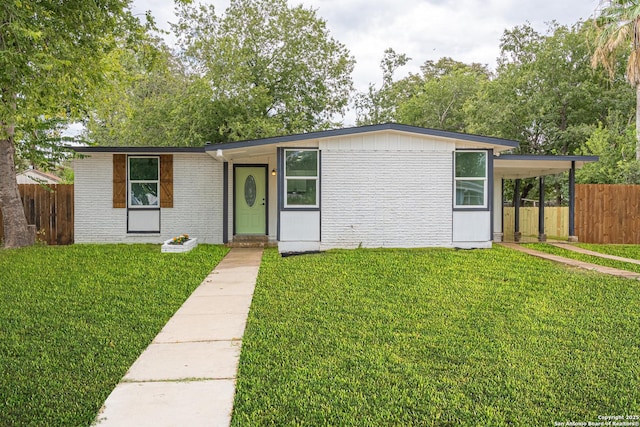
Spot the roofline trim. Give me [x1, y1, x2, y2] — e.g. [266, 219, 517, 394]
[206, 123, 520, 151]
[495, 154, 599, 162]
[70, 146, 206, 153]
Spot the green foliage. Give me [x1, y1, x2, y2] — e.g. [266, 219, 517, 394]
[397, 59, 490, 131]
[592, 0, 640, 86]
[0, 0, 159, 247]
[86, 0, 355, 146]
[85, 38, 221, 146]
[577, 112, 640, 183]
[354, 48, 411, 125]
[57, 165, 74, 184]
[0, 244, 229, 426]
[232, 247, 640, 426]
[356, 55, 489, 131]
[468, 21, 634, 156]
[13, 117, 78, 172]
[174, 0, 354, 142]
[0, 0, 153, 145]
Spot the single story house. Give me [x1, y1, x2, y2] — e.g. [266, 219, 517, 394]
[73, 123, 596, 252]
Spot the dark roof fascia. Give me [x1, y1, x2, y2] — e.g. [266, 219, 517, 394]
[495, 154, 599, 162]
[206, 123, 520, 151]
[70, 146, 206, 153]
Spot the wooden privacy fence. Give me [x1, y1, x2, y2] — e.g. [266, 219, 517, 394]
[0, 184, 74, 245]
[575, 184, 640, 244]
[503, 207, 569, 239]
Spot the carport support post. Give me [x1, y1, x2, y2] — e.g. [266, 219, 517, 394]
[538, 177, 546, 242]
[568, 161, 578, 242]
[514, 179, 521, 242]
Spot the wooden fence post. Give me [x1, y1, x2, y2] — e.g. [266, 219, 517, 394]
[0, 184, 74, 246]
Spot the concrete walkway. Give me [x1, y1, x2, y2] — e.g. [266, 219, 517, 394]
[500, 243, 640, 280]
[549, 242, 640, 265]
[94, 248, 264, 427]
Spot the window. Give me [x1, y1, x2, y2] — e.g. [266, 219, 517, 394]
[284, 149, 319, 207]
[454, 151, 487, 208]
[129, 157, 159, 207]
[127, 156, 160, 233]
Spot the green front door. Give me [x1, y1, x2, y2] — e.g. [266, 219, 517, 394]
[235, 166, 267, 234]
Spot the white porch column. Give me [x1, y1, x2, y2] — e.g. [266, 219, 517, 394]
[492, 175, 503, 241]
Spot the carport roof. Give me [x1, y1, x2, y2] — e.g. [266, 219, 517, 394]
[494, 154, 598, 179]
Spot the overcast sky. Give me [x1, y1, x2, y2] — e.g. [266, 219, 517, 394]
[131, 0, 599, 123]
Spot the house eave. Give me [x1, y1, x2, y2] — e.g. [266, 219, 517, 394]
[70, 146, 206, 153]
[205, 123, 520, 153]
[494, 154, 599, 179]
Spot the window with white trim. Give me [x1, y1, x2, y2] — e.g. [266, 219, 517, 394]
[284, 149, 319, 208]
[129, 156, 159, 207]
[454, 151, 487, 208]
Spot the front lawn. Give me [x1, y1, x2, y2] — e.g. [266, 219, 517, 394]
[0, 244, 228, 427]
[233, 246, 640, 426]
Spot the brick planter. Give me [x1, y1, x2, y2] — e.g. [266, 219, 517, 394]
[161, 238, 198, 253]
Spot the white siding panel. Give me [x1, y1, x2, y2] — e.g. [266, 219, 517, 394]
[319, 136, 454, 249]
[452, 211, 492, 243]
[128, 210, 160, 232]
[279, 211, 320, 241]
[74, 153, 223, 244]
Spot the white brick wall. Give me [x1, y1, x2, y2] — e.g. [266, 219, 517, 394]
[319, 134, 454, 249]
[74, 153, 223, 244]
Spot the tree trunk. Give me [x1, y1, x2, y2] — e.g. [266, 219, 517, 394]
[0, 135, 33, 248]
[520, 181, 535, 202]
[637, 84, 640, 161]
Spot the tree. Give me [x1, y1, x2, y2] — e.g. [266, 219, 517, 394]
[355, 48, 411, 125]
[577, 112, 640, 183]
[14, 117, 76, 172]
[468, 22, 633, 155]
[0, 1, 145, 248]
[592, 0, 640, 160]
[466, 21, 635, 201]
[84, 38, 219, 146]
[172, 0, 355, 141]
[396, 58, 490, 132]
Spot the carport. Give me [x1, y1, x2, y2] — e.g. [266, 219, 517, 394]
[492, 154, 598, 242]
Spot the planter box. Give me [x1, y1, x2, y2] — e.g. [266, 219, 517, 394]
[161, 238, 198, 253]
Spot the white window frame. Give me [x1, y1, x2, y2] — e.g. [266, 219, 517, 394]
[128, 156, 160, 209]
[454, 150, 488, 209]
[284, 149, 319, 208]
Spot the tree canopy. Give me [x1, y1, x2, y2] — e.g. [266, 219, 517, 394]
[592, 0, 640, 159]
[0, 0, 151, 247]
[86, 0, 356, 146]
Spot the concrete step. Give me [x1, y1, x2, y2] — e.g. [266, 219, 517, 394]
[226, 235, 276, 248]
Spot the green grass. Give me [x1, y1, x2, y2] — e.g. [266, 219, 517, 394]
[0, 244, 229, 427]
[525, 243, 640, 273]
[232, 246, 640, 426]
[576, 243, 640, 261]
